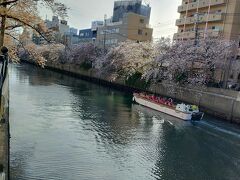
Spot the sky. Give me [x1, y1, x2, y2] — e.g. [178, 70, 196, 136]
[42, 0, 182, 39]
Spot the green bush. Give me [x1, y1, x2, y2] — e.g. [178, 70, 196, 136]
[125, 72, 150, 90]
[80, 61, 92, 70]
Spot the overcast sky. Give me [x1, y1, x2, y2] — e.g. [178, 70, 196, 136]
[42, 0, 182, 39]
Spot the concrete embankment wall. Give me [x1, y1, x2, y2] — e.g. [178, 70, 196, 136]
[32, 61, 240, 124]
[0, 72, 9, 180]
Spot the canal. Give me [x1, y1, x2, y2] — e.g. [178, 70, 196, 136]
[10, 64, 240, 180]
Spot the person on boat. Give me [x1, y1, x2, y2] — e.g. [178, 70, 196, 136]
[158, 97, 163, 104]
[167, 98, 173, 107]
[191, 105, 198, 111]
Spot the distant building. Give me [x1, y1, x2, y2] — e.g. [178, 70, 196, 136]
[77, 21, 104, 44]
[91, 21, 104, 31]
[63, 34, 81, 46]
[59, 20, 70, 35]
[112, 0, 151, 23]
[45, 16, 60, 31]
[95, 0, 152, 47]
[70, 28, 78, 35]
[44, 17, 70, 36]
[91, 21, 104, 42]
[97, 12, 153, 47]
[79, 29, 96, 43]
[33, 16, 80, 45]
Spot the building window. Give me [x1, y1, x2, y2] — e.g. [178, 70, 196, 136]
[236, 56, 240, 60]
[105, 39, 118, 45]
[138, 29, 143, 35]
[145, 32, 148, 36]
[238, 73, 240, 83]
[100, 28, 119, 35]
[140, 19, 144, 23]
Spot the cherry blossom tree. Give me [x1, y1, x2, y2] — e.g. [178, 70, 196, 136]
[142, 38, 171, 83]
[23, 35, 237, 91]
[65, 43, 103, 66]
[18, 43, 65, 67]
[0, 0, 67, 64]
[93, 41, 155, 81]
[143, 37, 237, 89]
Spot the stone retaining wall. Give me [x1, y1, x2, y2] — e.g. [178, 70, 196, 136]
[41, 61, 240, 124]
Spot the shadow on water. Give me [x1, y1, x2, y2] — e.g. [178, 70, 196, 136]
[10, 64, 240, 180]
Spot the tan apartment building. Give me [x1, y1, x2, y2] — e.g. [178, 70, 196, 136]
[174, 0, 240, 88]
[174, 0, 240, 41]
[96, 12, 153, 47]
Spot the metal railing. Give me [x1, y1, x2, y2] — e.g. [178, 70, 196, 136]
[178, 0, 227, 12]
[0, 47, 8, 93]
[0, 46, 8, 180]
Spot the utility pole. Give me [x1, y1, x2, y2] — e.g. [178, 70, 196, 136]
[191, 12, 200, 74]
[103, 14, 107, 52]
[223, 56, 233, 89]
[194, 12, 200, 46]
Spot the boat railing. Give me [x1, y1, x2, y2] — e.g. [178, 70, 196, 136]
[135, 93, 175, 108]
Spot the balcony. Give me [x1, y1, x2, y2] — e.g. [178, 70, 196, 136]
[176, 13, 224, 26]
[173, 29, 222, 40]
[178, 0, 227, 13]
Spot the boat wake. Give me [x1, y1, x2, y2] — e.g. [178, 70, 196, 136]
[194, 120, 240, 139]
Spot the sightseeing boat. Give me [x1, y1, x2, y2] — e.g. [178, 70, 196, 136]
[133, 93, 204, 121]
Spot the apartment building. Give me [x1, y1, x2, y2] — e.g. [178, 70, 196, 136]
[96, 12, 153, 47]
[112, 0, 151, 23]
[174, 0, 240, 88]
[96, 0, 153, 47]
[174, 0, 240, 41]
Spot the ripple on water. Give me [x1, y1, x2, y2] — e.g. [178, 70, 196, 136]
[10, 64, 240, 180]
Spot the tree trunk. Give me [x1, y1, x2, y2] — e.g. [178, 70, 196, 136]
[0, 0, 7, 47]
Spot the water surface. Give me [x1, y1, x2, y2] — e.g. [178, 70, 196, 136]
[10, 64, 240, 180]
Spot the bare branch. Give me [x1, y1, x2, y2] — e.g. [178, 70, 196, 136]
[0, 0, 19, 6]
[5, 14, 51, 43]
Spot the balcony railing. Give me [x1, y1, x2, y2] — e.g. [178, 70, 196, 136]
[173, 29, 222, 40]
[178, 0, 227, 13]
[176, 13, 224, 26]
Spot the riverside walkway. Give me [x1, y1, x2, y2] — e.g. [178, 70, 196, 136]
[0, 47, 10, 180]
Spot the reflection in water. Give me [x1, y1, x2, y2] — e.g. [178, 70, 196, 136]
[10, 64, 240, 180]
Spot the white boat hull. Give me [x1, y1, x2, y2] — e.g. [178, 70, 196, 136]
[133, 95, 192, 121]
